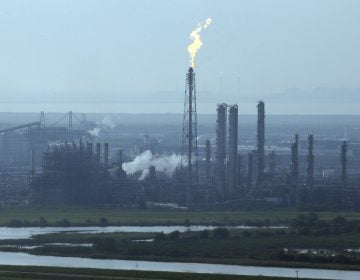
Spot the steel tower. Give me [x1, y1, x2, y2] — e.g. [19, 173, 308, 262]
[181, 67, 198, 205]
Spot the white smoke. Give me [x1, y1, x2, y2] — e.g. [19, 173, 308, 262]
[88, 115, 117, 137]
[89, 127, 101, 137]
[101, 115, 116, 129]
[47, 140, 64, 147]
[122, 150, 184, 180]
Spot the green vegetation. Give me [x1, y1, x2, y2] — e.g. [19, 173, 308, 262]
[1, 209, 360, 272]
[1, 206, 360, 226]
[0, 265, 315, 280]
[2, 213, 360, 271]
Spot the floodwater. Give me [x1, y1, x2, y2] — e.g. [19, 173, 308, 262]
[0, 251, 357, 279]
[0, 225, 268, 239]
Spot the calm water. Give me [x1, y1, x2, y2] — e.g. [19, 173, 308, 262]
[0, 251, 357, 279]
[0, 225, 265, 239]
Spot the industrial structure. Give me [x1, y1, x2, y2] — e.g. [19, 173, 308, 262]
[256, 101, 265, 185]
[215, 103, 227, 200]
[181, 67, 198, 206]
[306, 134, 314, 188]
[0, 100, 360, 210]
[290, 134, 299, 188]
[341, 141, 347, 188]
[227, 105, 238, 195]
[215, 103, 238, 201]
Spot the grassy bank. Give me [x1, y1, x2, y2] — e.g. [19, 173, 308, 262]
[21, 231, 360, 271]
[1, 222, 359, 271]
[1, 206, 360, 226]
[0, 265, 316, 280]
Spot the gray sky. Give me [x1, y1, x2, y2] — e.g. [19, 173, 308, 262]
[0, 0, 359, 113]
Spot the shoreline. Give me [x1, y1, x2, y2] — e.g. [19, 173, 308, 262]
[0, 264, 317, 280]
[0, 252, 347, 279]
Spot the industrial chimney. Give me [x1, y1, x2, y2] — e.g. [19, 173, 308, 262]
[96, 143, 101, 164]
[306, 134, 314, 188]
[227, 104, 238, 195]
[256, 101, 265, 185]
[104, 143, 109, 168]
[290, 134, 299, 187]
[341, 141, 347, 188]
[216, 103, 227, 200]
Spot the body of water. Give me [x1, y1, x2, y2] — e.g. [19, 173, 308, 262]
[0, 225, 268, 239]
[0, 251, 356, 279]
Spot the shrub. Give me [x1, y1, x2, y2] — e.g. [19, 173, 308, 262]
[6, 219, 24, 227]
[56, 218, 71, 227]
[154, 232, 166, 241]
[184, 219, 191, 227]
[213, 228, 229, 239]
[99, 217, 108, 226]
[93, 237, 116, 252]
[169, 230, 180, 240]
[199, 229, 210, 239]
[39, 217, 48, 227]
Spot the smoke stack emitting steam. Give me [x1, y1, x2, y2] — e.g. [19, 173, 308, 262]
[187, 17, 212, 68]
[122, 150, 185, 181]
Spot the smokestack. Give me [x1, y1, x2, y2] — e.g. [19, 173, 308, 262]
[96, 143, 101, 164]
[205, 140, 211, 184]
[341, 141, 347, 188]
[247, 151, 254, 187]
[216, 103, 227, 200]
[104, 143, 109, 168]
[306, 134, 314, 187]
[290, 134, 299, 187]
[269, 150, 276, 177]
[256, 101, 265, 185]
[227, 105, 238, 196]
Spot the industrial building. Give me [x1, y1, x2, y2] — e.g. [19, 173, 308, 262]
[0, 99, 360, 210]
[214, 103, 239, 201]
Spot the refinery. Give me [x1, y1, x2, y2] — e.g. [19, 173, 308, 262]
[0, 67, 359, 210]
[0, 15, 358, 211]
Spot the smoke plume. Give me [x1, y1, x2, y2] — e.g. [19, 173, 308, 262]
[88, 115, 117, 137]
[89, 127, 101, 137]
[122, 150, 184, 180]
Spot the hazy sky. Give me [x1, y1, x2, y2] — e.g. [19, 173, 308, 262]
[0, 0, 359, 113]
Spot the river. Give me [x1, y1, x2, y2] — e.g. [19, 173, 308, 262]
[0, 225, 277, 239]
[0, 225, 357, 279]
[0, 251, 357, 279]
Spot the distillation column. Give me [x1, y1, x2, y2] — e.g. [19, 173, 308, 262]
[216, 104, 227, 200]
